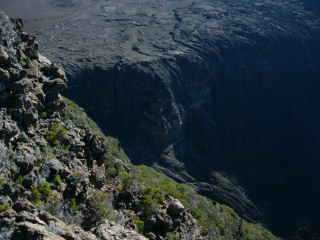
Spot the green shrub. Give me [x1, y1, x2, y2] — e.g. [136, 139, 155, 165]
[141, 187, 164, 217]
[0, 176, 4, 190]
[167, 232, 179, 240]
[46, 122, 67, 146]
[31, 181, 52, 205]
[88, 191, 113, 222]
[45, 191, 61, 216]
[0, 203, 10, 213]
[118, 169, 132, 190]
[38, 181, 52, 199]
[19, 53, 31, 67]
[53, 175, 62, 187]
[133, 217, 145, 234]
[16, 175, 24, 186]
[106, 166, 118, 178]
[70, 198, 79, 212]
[123, 165, 278, 239]
[241, 222, 277, 240]
[62, 98, 103, 138]
[106, 161, 125, 179]
[31, 187, 42, 206]
[40, 111, 48, 119]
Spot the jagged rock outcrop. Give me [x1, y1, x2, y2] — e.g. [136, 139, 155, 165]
[0, 12, 150, 240]
[1, 199, 148, 240]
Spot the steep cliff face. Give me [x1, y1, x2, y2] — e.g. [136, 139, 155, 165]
[0, 11, 279, 240]
[1, 0, 320, 238]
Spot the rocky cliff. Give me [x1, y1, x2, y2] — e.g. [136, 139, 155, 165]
[1, 0, 320, 238]
[0, 11, 278, 240]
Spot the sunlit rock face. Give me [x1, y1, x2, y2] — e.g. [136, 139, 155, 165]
[1, 0, 320, 237]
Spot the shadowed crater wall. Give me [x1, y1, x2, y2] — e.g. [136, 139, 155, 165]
[2, 0, 320, 237]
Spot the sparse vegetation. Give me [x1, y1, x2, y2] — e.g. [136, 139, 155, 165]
[70, 198, 79, 212]
[40, 111, 48, 119]
[0, 176, 4, 190]
[167, 232, 179, 240]
[38, 181, 52, 199]
[133, 217, 145, 234]
[63, 97, 129, 163]
[87, 190, 113, 223]
[0, 203, 10, 213]
[118, 165, 277, 239]
[241, 222, 277, 240]
[31, 187, 42, 206]
[60, 98, 278, 239]
[140, 187, 165, 217]
[63, 98, 101, 136]
[46, 122, 67, 146]
[16, 175, 24, 186]
[45, 191, 61, 216]
[53, 175, 62, 188]
[31, 181, 53, 206]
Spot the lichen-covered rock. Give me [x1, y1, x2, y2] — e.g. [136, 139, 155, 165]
[1, 202, 95, 240]
[94, 220, 148, 240]
[0, 200, 152, 240]
[0, 12, 146, 240]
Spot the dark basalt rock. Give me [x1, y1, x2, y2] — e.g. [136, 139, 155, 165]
[2, 0, 320, 237]
[0, 14, 153, 240]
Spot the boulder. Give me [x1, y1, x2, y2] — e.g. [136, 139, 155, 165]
[0, 111, 20, 143]
[15, 151, 35, 175]
[94, 220, 147, 240]
[43, 78, 66, 93]
[0, 196, 12, 209]
[84, 132, 106, 166]
[13, 199, 36, 212]
[0, 46, 9, 65]
[42, 158, 66, 177]
[10, 77, 34, 93]
[41, 64, 66, 80]
[0, 67, 10, 82]
[26, 61, 40, 78]
[23, 108, 39, 126]
[166, 197, 185, 218]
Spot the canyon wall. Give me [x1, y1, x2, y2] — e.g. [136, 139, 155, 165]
[1, 0, 320, 237]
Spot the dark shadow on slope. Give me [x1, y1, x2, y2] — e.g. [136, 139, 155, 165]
[66, 64, 320, 238]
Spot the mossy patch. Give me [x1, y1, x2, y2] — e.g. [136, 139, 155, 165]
[31, 181, 53, 206]
[0, 203, 10, 213]
[46, 122, 67, 146]
[53, 175, 62, 188]
[70, 198, 79, 213]
[133, 217, 145, 234]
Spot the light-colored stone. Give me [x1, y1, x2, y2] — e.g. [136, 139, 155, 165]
[38, 54, 51, 66]
[0, 46, 9, 65]
[94, 220, 148, 240]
